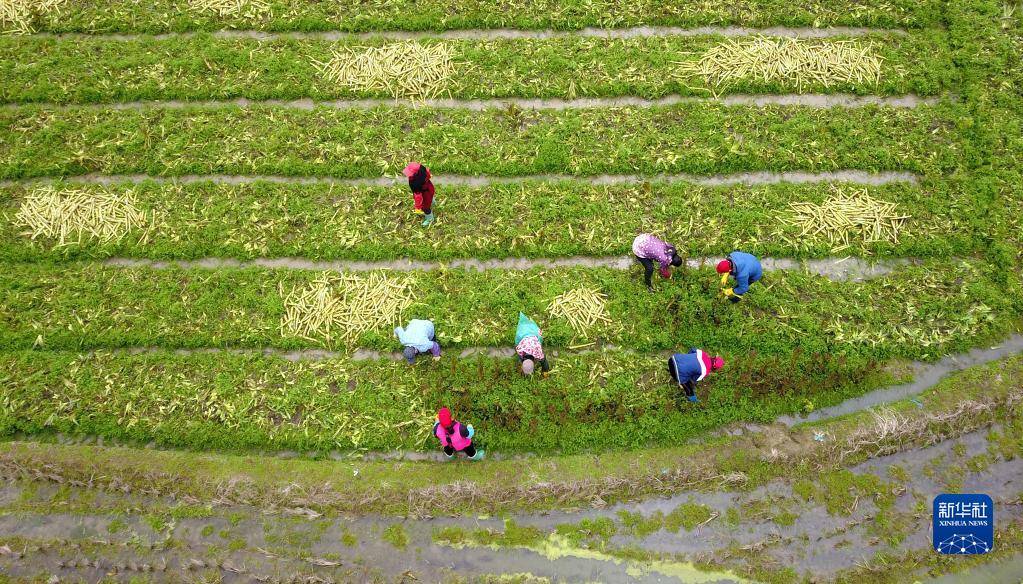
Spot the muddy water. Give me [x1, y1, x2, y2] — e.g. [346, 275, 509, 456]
[0, 170, 919, 189]
[104, 255, 914, 283]
[39, 25, 908, 42]
[777, 334, 1023, 426]
[1, 424, 1017, 583]
[0, 94, 938, 112]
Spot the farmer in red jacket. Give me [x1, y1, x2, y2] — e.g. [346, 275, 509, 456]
[403, 161, 436, 227]
[434, 407, 484, 461]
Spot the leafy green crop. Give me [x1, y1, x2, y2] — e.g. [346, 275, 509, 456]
[3, 0, 943, 35]
[0, 178, 981, 262]
[0, 33, 954, 104]
[0, 102, 971, 179]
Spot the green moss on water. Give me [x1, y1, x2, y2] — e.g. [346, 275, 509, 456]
[664, 501, 714, 532]
[107, 518, 127, 534]
[474, 520, 544, 548]
[554, 517, 617, 547]
[200, 525, 215, 538]
[617, 510, 664, 538]
[227, 537, 247, 552]
[433, 526, 468, 545]
[381, 523, 409, 550]
[772, 511, 798, 527]
[798, 470, 892, 516]
[341, 530, 358, 547]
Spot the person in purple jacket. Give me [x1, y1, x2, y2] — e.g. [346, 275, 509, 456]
[632, 233, 684, 291]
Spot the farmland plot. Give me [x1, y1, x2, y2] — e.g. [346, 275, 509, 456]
[0, 0, 1021, 582]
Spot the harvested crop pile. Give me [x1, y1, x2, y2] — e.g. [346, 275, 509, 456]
[280, 273, 415, 345]
[675, 36, 883, 91]
[779, 188, 910, 251]
[13, 186, 157, 248]
[0, 0, 67, 34]
[548, 287, 612, 335]
[187, 0, 271, 18]
[313, 41, 458, 100]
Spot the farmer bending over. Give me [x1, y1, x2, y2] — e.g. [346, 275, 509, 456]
[403, 161, 436, 227]
[394, 319, 441, 364]
[668, 348, 723, 403]
[434, 407, 484, 461]
[633, 233, 684, 291]
[717, 251, 762, 303]
[515, 312, 550, 377]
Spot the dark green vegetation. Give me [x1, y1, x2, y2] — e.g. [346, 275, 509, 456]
[3, 0, 942, 35]
[0, 33, 954, 104]
[0, 103, 972, 179]
[0, 178, 979, 261]
[0, 261, 1012, 354]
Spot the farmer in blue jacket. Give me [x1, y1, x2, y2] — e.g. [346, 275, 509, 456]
[668, 348, 723, 402]
[717, 251, 762, 303]
[394, 319, 441, 364]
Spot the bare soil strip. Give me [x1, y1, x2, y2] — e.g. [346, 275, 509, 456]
[0, 170, 919, 189]
[103, 255, 914, 280]
[0, 94, 937, 111]
[34, 25, 908, 42]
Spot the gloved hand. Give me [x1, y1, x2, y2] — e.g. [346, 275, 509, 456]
[720, 273, 729, 286]
[721, 288, 736, 297]
[542, 370, 550, 379]
[659, 267, 671, 279]
[467, 424, 475, 439]
[687, 395, 699, 403]
[433, 355, 442, 361]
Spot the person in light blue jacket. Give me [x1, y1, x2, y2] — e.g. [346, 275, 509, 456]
[716, 251, 763, 303]
[394, 319, 441, 364]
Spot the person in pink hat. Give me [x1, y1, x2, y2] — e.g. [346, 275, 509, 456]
[402, 161, 436, 226]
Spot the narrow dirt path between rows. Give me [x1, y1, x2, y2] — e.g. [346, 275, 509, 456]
[0, 170, 920, 189]
[104, 255, 916, 280]
[33, 25, 908, 42]
[0, 94, 938, 112]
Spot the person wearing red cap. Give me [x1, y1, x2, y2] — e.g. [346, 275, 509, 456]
[434, 407, 484, 461]
[632, 233, 684, 291]
[716, 251, 762, 303]
[668, 348, 723, 402]
[403, 162, 436, 226]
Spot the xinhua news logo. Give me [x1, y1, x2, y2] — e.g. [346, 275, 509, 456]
[933, 494, 994, 555]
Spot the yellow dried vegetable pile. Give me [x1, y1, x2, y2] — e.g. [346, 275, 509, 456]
[548, 287, 612, 335]
[312, 41, 458, 100]
[14, 186, 157, 248]
[187, 0, 271, 18]
[676, 36, 883, 91]
[280, 273, 415, 345]
[780, 188, 910, 250]
[0, 0, 67, 34]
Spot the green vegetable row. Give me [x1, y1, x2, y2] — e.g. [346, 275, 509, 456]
[0, 33, 955, 104]
[0, 178, 982, 262]
[0, 348, 891, 454]
[0, 261, 1014, 359]
[3, 0, 942, 35]
[0, 103, 973, 179]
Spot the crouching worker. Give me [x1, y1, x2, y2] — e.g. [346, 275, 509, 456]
[717, 251, 762, 303]
[394, 319, 441, 364]
[515, 312, 550, 377]
[668, 348, 723, 403]
[402, 161, 436, 226]
[434, 407, 484, 461]
[633, 233, 684, 291]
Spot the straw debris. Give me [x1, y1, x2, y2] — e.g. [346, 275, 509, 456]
[187, 0, 271, 19]
[13, 186, 157, 248]
[312, 41, 458, 100]
[0, 0, 68, 34]
[779, 187, 910, 250]
[548, 287, 612, 335]
[280, 273, 415, 345]
[675, 36, 883, 92]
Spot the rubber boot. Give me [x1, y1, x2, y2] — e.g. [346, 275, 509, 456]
[468, 449, 485, 461]
[422, 212, 435, 226]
